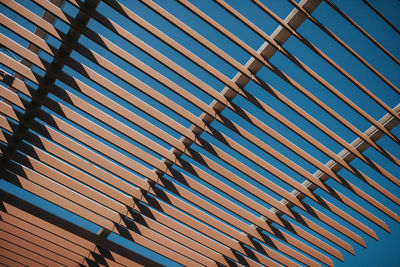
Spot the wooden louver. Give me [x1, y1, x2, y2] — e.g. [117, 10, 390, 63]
[0, 0, 399, 266]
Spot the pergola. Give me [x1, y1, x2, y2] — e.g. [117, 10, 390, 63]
[0, 0, 399, 266]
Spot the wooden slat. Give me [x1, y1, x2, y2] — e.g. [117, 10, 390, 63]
[361, 0, 400, 35]
[1, 0, 399, 266]
[0, 14, 340, 262]
[0, 23, 362, 253]
[324, 0, 400, 66]
[287, 0, 400, 95]
[0, 46, 339, 265]
[0, 194, 162, 267]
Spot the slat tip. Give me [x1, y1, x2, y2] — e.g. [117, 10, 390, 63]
[382, 223, 391, 233]
[371, 231, 379, 241]
[337, 252, 344, 262]
[326, 258, 335, 266]
[348, 246, 355, 256]
[359, 238, 367, 248]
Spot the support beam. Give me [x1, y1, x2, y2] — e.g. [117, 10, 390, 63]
[271, 104, 400, 214]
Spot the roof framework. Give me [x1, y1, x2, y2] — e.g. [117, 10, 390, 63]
[0, 0, 399, 266]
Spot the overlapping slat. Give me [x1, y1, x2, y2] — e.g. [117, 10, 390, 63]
[0, 189, 163, 267]
[361, 0, 400, 35]
[0, 0, 399, 266]
[0, 1, 352, 260]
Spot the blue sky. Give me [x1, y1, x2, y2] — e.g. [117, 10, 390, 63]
[1, 0, 400, 266]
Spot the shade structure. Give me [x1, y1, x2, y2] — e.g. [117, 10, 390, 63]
[0, 0, 399, 266]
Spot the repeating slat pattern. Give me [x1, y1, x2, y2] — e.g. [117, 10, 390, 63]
[0, 0, 399, 266]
